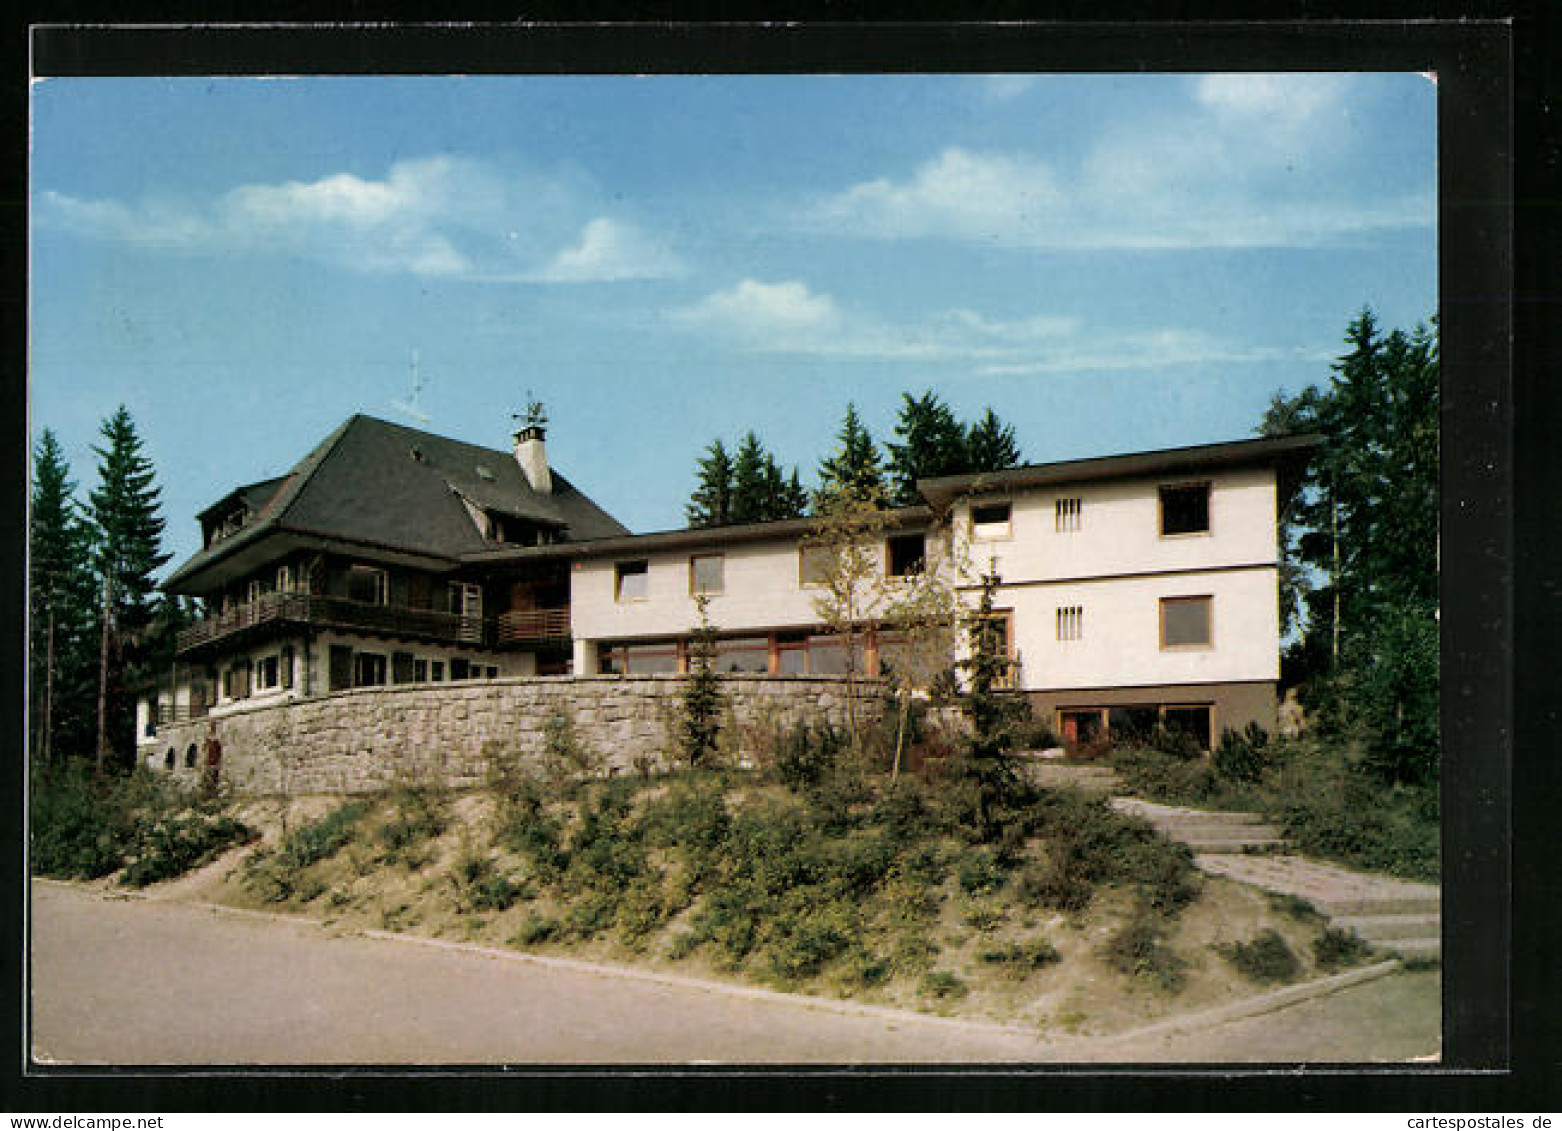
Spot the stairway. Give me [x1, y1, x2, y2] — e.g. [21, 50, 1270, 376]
[1109, 796, 1286, 853]
[1018, 758, 1125, 794]
[1195, 854, 1442, 961]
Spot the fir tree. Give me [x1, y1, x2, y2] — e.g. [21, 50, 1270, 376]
[86, 406, 172, 767]
[686, 439, 735, 527]
[964, 407, 1022, 474]
[729, 431, 770, 524]
[681, 595, 724, 767]
[816, 403, 885, 505]
[954, 569, 1019, 841]
[29, 430, 98, 764]
[885, 391, 969, 505]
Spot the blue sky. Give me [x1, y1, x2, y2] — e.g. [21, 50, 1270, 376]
[30, 73, 1436, 572]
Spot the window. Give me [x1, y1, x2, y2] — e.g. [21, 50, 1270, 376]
[1055, 497, 1082, 532]
[971, 501, 1012, 540]
[1163, 705, 1214, 751]
[714, 636, 770, 673]
[256, 654, 279, 691]
[431, 660, 445, 682]
[392, 652, 416, 684]
[887, 533, 926, 578]
[799, 545, 832, 587]
[280, 646, 294, 690]
[276, 564, 293, 593]
[450, 581, 482, 618]
[164, 748, 175, 770]
[597, 642, 680, 674]
[247, 577, 272, 605]
[1159, 483, 1211, 536]
[224, 661, 252, 700]
[414, 658, 428, 682]
[1056, 605, 1083, 642]
[353, 653, 387, 687]
[690, 553, 725, 595]
[1161, 595, 1213, 648]
[615, 559, 649, 601]
[450, 658, 471, 681]
[347, 565, 389, 605]
[185, 744, 198, 769]
[143, 702, 156, 737]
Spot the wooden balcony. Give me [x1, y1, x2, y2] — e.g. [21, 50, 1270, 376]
[496, 606, 571, 646]
[155, 702, 211, 725]
[176, 591, 488, 656]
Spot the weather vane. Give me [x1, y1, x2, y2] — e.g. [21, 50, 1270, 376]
[512, 392, 548, 431]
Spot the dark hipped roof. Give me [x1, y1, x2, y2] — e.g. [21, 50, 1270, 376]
[916, 433, 1320, 508]
[165, 414, 628, 591]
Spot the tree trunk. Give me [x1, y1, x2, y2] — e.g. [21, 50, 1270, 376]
[95, 575, 112, 773]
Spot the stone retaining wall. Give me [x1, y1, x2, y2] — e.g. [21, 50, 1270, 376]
[148, 674, 885, 796]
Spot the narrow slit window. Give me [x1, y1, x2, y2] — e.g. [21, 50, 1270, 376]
[1055, 497, 1082, 532]
[1056, 605, 1083, 641]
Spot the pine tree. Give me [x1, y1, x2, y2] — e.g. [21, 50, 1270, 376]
[816, 403, 886, 505]
[965, 407, 1022, 474]
[781, 466, 810, 519]
[86, 406, 172, 767]
[680, 594, 725, 767]
[729, 431, 770, 524]
[29, 430, 98, 764]
[885, 391, 969, 505]
[686, 439, 735, 527]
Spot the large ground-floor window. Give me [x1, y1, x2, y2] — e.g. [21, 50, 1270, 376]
[1058, 701, 1213, 751]
[598, 629, 879, 676]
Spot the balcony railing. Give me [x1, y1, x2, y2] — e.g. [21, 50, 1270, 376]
[176, 591, 488, 654]
[155, 702, 211, 725]
[496, 606, 571, 645]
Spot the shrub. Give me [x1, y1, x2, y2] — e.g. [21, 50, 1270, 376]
[919, 970, 969, 1000]
[1216, 929, 1301, 984]
[1015, 850, 1094, 913]
[1213, 723, 1274, 783]
[119, 813, 253, 887]
[955, 847, 1006, 896]
[761, 902, 858, 983]
[1314, 926, 1375, 971]
[377, 785, 448, 866]
[775, 721, 844, 790]
[1100, 915, 1188, 992]
[563, 893, 617, 939]
[448, 843, 527, 913]
[540, 711, 602, 788]
[511, 913, 561, 946]
[978, 938, 1061, 978]
[614, 884, 668, 947]
[680, 594, 725, 768]
[244, 800, 368, 903]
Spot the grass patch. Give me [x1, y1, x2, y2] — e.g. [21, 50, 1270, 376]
[243, 799, 369, 903]
[977, 938, 1061, 979]
[1100, 915, 1188, 992]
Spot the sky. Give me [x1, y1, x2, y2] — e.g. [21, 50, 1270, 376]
[29, 72, 1437, 574]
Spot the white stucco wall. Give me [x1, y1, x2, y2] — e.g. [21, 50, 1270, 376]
[570, 536, 858, 642]
[955, 467, 1278, 583]
[995, 566, 1280, 691]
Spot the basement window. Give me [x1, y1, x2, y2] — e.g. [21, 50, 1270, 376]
[1159, 483, 1211, 536]
[615, 559, 649, 601]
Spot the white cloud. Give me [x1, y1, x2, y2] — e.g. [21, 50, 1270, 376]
[807, 74, 1431, 250]
[977, 75, 1039, 102]
[532, 217, 687, 282]
[38, 155, 683, 283]
[978, 329, 1334, 376]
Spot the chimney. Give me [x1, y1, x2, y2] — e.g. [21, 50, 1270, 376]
[513, 422, 552, 495]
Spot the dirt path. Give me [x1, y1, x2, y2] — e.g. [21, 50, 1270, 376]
[28, 880, 1440, 1065]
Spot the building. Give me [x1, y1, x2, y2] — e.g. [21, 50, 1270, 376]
[139, 412, 1313, 765]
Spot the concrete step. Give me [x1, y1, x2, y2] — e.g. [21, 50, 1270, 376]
[1152, 819, 1282, 836]
[1330, 913, 1441, 942]
[1379, 936, 1441, 961]
[1179, 836, 1286, 853]
[1316, 895, 1443, 918]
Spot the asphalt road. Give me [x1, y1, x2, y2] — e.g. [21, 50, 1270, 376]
[28, 880, 1440, 1066]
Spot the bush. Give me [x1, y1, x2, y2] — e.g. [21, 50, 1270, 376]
[1100, 915, 1188, 992]
[244, 800, 368, 903]
[1314, 926, 1376, 971]
[919, 969, 969, 1000]
[120, 813, 253, 888]
[511, 913, 561, 947]
[449, 843, 527, 913]
[1216, 929, 1301, 984]
[774, 721, 844, 790]
[955, 847, 1006, 896]
[1213, 723, 1274, 783]
[978, 938, 1061, 978]
[540, 711, 602, 788]
[1015, 850, 1094, 913]
[377, 785, 448, 866]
